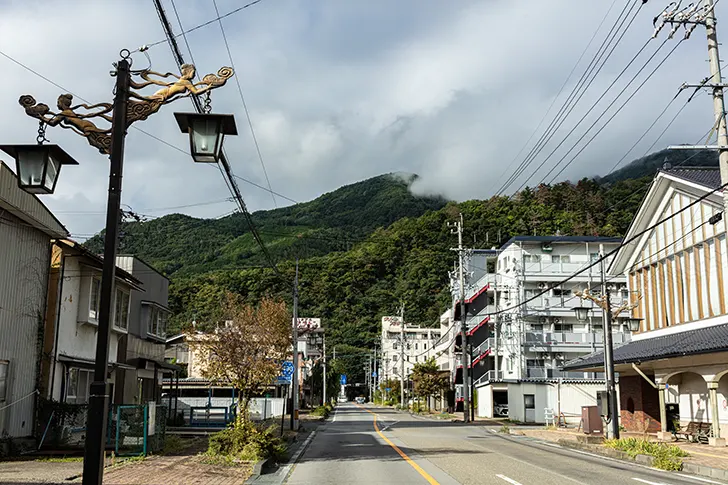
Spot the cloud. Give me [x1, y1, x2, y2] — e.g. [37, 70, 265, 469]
[0, 0, 722, 239]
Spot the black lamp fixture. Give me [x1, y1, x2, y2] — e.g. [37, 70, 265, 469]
[174, 112, 238, 163]
[573, 305, 591, 322]
[0, 144, 78, 194]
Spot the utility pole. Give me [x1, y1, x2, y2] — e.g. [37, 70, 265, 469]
[706, 0, 728, 214]
[400, 303, 406, 408]
[322, 330, 327, 405]
[450, 214, 469, 422]
[600, 244, 619, 440]
[291, 259, 299, 430]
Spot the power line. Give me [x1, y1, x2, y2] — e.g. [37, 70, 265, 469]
[543, 39, 686, 185]
[144, 0, 267, 49]
[153, 1, 287, 282]
[478, 180, 728, 318]
[486, 0, 623, 196]
[212, 0, 277, 208]
[0, 48, 293, 204]
[494, 0, 645, 197]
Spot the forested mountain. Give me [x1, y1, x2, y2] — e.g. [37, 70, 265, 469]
[598, 148, 718, 184]
[84, 173, 447, 276]
[82, 151, 695, 383]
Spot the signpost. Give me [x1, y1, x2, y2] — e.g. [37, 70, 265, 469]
[277, 361, 294, 384]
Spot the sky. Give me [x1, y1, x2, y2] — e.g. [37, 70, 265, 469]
[0, 0, 724, 240]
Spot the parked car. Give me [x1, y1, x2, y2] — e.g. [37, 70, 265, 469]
[338, 396, 348, 403]
[355, 396, 365, 404]
[494, 404, 508, 416]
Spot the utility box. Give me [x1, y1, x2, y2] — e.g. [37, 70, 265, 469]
[596, 391, 609, 417]
[582, 405, 603, 435]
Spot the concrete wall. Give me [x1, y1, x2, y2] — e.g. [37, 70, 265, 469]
[507, 381, 607, 425]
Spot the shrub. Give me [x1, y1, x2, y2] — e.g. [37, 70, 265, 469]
[311, 406, 330, 418]
[499, 425, 510, 434]
[604, 438, 688, 471]
[207, 421, 286, 462]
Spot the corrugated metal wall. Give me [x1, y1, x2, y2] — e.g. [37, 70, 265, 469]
[0, 209, 51, 437]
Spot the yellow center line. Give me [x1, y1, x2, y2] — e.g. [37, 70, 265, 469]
[354, 403, 440, 485]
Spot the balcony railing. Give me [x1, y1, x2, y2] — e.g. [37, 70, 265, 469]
[526, 367, 604, 380]
[524, 332, 628, 346]
[474, 370, 503, 386]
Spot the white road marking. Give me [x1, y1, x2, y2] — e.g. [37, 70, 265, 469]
[496, 474, 524, 485]
[380, 420, 399, 432]
[675, 474, 727, 484]
[631, 478, 674, 485]
[332, 405, 339, 422]
[542, 442, 562, 449]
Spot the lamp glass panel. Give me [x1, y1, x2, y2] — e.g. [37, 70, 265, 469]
[191, 118, 221, 162]
[43, 155, 61, 192]
[18, 150, 46, 188]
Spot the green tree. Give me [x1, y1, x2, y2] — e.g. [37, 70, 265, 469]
[411, 357, 449, 413]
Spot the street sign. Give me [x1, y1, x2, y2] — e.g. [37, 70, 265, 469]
[295, 317, 321, 331]
[385, 387, 391, 392]
[372, 371, 377, 377]
[276, 361, 294, 384]
[340, 374, 347, 385]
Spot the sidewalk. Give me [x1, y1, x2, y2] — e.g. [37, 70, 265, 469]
[99, 454, 252, 485]
[514, 427, 728, 471]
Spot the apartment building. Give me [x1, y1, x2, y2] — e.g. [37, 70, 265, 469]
[455, 238, 631, 423]
[380, 316, 442, 397]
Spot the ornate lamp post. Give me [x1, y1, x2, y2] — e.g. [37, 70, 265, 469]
[574, 287, 642, 440]
[4, 51, 236, 485]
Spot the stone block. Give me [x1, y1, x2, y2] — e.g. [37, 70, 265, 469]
[635, 454, 654, 466]
[577, 434, 604, 445]
[708, 437, 726, 447]
[656, 431, 673, 442]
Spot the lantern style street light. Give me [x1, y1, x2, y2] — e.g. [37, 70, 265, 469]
[11, 51, 236, 485]
[174, 112, 238, 163]
[0, 143, 78, 194]
[572, 305, 591, 323]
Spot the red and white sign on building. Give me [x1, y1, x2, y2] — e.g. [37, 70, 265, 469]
[382, 316, 403, 327]
[295, 318, 321, 331]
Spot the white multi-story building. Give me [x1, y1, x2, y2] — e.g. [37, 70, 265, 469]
[380, 316, 442, 392]
[454, 237, 632, 423]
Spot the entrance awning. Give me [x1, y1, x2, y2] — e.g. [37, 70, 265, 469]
[562, 323, 728, 371]
[58, 354, 136, 371]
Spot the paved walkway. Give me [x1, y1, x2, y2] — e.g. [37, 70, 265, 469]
[99, 455, 251, 485]
[516, 427, 728, 471]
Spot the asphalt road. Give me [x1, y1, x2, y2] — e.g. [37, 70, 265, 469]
[285, 403, 726, 485]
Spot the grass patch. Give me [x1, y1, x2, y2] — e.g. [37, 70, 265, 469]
[162, 434, 193, 455]
[36, 456, 83, 462]
[206, 420, 287, 463]
[311, 405, 330, 418]
[604, 438, 689, 471]
[499, 425, 510, 434]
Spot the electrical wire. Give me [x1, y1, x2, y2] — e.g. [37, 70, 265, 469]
[495, 0, 646, 197]
[543, 39, 686, 185]
[144, 0, 267, 49]
[0, 48, 294, 204]
[212, 0, 277, 208]
[485, 0, 623, 195]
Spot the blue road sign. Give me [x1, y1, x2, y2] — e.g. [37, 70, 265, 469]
[372, 371, 377, 378]
[276, 361, 294, 384]
[340, 374, 347, 385]
[385, 387, 391, 392]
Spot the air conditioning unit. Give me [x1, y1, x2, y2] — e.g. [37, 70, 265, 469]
[539, 316, 548, 324]
[551, 317, 562, 324]
[538, 282, 546, 289]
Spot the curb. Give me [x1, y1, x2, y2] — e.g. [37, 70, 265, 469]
[556, 439, 728, 482]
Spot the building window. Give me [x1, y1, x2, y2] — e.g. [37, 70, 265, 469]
[66, 367, 92, 404]
[524, 289, 539, 299]
[530, 324, 543, 331]
[415, 343, 418, 350]
[114, 289, 130, 330]
[0, 361, 8, 402]
[552, 255, 570, 263]
[526, 359, 544, 368]
[554, 324, 573, 332]
[393, 342, 398, 350]
[523, 255, 540, 264]
[89, 277, 101, 321]
[423, 343, 427, 350]
[393, 355, 398, 362]
[146, 306, 168, 338]
[590, 253, 599, 262]
[524, 394, 535, 409]
[552, 288, 571, 297]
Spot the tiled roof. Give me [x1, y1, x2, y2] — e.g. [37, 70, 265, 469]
[562, 323, 728, 370]
[663, 167, 722, 190]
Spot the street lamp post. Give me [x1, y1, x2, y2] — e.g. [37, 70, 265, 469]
[4, 52, 235, 485]
[574, 287, 642, 440]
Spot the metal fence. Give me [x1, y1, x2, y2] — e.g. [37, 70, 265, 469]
[38, 402, 166, 456]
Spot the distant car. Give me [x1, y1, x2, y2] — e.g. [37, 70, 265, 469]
[494, 404, 508, 416]
[338, 396, 348, 403]
[355, 396, 365, 404]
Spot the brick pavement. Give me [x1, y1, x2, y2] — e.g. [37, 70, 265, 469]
[98, 455, 252, 485]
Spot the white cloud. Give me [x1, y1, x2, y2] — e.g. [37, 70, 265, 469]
[0, 0, 723, 239]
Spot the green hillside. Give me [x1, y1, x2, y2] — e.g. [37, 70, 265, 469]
[84, 173, 447, 276]
[598, 148, 718, 184]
